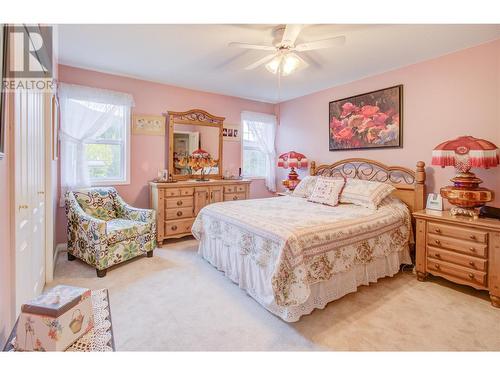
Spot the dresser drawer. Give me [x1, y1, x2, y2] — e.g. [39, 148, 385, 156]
[224, 193, 246, 201]
[427, 258, 487, 288]
[224, 185, 237, 193]
[427, 222, 487, 243]
[180, 187, 194, 196]
[235, 185, 246, 193]
[166, 197, 194, 208]
[427, 233, 487, 258]
[164, 188, 181, 197]
[427, 245, 487, 271]
[166, 207, 193, 220]
[165, 218, 194, 236]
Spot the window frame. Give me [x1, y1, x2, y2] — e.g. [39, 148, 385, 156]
[85, 108, 131, 186]
[241, 120, 267, 180]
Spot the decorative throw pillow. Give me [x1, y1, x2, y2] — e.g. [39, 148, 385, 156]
[340, 178, 395, 210]
[292, 175, 319, 198]
[308, 177, 346, 207]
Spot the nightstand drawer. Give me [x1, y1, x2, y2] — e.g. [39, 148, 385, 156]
[427, 245, 487, 271]
[427, 258, 487, 288]
[428, 222, 487, 243]
[427, 233, 487, 258]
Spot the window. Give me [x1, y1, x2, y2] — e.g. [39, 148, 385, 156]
[242, 121, 267, 178]
[83, 104, 130, 185]
[241, 111, 277, 192]
[59, 83, 134, 202]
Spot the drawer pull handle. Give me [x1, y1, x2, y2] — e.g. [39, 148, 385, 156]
[469, 235, 476, 240]
[469, 247, 476, 252]
[171, 225, 178, 231]
[176, 211, 183, 217]
[434, 264, 440, 270]
[435, 228, 441, 233]
[469, 261, 475, 267]
[434, 253, 441, 258]
[177, 200, 183, 206]
[434, 239, 441, 245]
[233, 196, 238, 200]
[468, 273, 474, 279]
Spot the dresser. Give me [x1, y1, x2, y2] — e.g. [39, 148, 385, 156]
[413, 209, 500, 307]
[150, 179, 251, 244]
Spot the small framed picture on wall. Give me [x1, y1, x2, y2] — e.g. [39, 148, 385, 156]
[223, 123, 240, 142]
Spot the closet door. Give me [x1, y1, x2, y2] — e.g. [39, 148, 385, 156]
[14, 90, 46, 314]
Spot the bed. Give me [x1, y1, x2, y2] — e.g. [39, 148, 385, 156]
[192, 158, 426, 322]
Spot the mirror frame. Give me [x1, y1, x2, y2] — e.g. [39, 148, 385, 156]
[167, 109, 224, 180]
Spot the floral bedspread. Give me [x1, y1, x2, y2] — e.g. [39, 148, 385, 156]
[192, 195, 411, 307]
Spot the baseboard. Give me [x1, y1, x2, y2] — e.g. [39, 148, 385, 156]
[53, 243, 68, 273]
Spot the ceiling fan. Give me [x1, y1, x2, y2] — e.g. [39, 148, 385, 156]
[228, 24, 346, 76]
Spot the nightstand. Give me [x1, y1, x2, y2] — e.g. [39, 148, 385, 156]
[413, 209, 500, 307]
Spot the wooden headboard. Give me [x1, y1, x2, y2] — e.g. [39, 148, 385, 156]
[310, 158, 426, 213]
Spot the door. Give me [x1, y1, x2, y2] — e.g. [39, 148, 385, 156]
[209, 186, 223, 204]
[14, 90, 46, 314]
[194, 186, 209, 215]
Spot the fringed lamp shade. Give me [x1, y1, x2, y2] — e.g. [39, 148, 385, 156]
[278, 151, 308, 191]
[431, 136, 499, 218]
[277, 151, 308, 169]
[432, 136, 499, 172]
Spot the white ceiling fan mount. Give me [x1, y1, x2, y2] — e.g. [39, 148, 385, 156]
[228, 24, 346, 76]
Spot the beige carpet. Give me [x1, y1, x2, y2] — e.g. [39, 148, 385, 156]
[48, 238, 500, 351]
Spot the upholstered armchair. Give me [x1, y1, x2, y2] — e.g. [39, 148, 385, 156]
[65, 187, 156, 277]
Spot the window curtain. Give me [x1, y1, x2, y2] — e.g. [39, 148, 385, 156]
[241, 111, 277, 192]
[58, 83, 134, 205]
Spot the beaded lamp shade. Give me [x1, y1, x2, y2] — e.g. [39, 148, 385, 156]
[432, 136, 499, 218]
[278, 151, 308, 191]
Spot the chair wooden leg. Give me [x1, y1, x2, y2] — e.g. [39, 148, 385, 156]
[147, 250, 153, 258]
[68, 252, 76, 261]
[96, 268, 107, 278]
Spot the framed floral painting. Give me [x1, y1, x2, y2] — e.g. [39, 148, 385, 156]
[329, 85, 403, 151]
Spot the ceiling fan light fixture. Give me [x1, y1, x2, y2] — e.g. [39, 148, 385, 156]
[281, 53, 301, 76]
[265, 55, 283, 75]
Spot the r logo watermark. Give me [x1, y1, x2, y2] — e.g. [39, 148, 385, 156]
[2, 25, 56, 92]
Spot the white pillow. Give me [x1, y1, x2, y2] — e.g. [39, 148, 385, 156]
[308, 177, 346, 207]
[340, 178, 395, 210]
[292, 176, 318, 198]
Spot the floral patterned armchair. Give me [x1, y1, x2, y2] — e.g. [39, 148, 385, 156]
[65, 187, 156, 277]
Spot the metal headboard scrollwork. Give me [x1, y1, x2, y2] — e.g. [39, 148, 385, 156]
[310, 158, 426, 212]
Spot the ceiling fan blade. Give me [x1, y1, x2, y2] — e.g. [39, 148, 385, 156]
[293, 53, 309, 69]
[228, 42, 276, 51]
[295, 35, 346, 51]
[281, 24, 303, 47]
[244, 54, 277, 70]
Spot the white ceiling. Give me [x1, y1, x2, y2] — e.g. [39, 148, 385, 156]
[57, 24, 500, 103]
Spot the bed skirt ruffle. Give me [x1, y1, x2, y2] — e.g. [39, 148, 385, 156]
[198, 234, 411, 322]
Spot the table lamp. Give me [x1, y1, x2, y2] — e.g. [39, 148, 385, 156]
[278, 151, 308, 191]
[432, 136, 499, 217]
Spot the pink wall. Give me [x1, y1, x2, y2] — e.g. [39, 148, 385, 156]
[277, 39, 500, 207]
[56, 65, 275, 244]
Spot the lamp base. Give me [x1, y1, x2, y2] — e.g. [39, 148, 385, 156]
[282, 167, 301, 191]
[440, 171, 494, 218]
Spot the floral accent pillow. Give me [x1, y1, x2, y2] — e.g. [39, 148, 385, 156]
[307, 177, 346, 206]
[340, 178, 395, 210]
[291, 176, 318, 198]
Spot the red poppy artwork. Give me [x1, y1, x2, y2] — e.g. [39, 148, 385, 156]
[329, 85, 402, 151]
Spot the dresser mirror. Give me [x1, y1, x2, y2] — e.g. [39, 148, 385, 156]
[167, 109, 224, 180]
